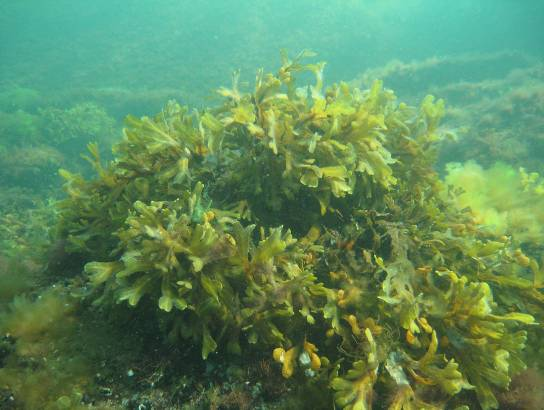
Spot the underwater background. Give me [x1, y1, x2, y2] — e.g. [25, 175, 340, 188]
[1, 1, 544, 409]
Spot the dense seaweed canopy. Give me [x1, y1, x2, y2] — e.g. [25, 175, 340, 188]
[57, 51, 542, 409]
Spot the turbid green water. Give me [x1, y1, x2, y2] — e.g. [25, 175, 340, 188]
[1, 1, 542, 103]
[0, 1, 543, 409]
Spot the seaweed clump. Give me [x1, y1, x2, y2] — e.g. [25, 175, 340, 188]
[445, 161, 544, 244]
[56, 51, 542, 409]
[0, 288, 91, 409]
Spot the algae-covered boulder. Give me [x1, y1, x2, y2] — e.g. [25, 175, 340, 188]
[57, 52, 541, 409]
